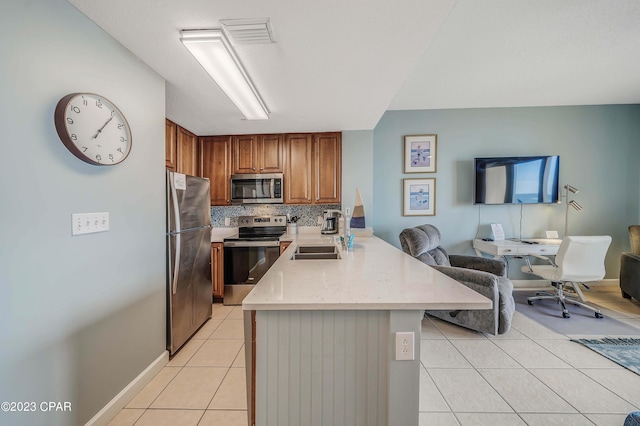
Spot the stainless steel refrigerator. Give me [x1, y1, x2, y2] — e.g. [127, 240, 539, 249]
[167, 171, 212, 355]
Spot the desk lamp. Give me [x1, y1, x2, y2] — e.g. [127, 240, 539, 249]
[564, 184, 582, 236]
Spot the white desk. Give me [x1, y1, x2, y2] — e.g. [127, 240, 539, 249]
[473, 238, 562, 259]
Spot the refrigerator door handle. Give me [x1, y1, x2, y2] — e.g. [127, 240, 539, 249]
[173, 233, 181, 295]
[170, 173, 182, 295]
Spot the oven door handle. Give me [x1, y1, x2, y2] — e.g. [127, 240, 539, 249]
[224, 240, 280, 248]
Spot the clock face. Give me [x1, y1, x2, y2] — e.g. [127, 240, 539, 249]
[54, 93, 132, 166]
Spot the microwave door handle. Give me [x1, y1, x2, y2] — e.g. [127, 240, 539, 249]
[270, 179, 275, 198]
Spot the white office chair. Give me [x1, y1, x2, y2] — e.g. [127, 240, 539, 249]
[522, 236, 612, 318]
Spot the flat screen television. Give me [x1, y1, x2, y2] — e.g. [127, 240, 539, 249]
[474, 156, 560, 205]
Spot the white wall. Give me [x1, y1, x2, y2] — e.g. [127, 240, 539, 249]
[372, 105, 640, 278]
[0, 1, 166, 424]
[342, 130, 374, 227]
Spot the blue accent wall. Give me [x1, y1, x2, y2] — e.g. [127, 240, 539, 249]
[372, 105, 640, 278]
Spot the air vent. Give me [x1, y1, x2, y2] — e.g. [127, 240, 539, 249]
[220, 18, 276, 45]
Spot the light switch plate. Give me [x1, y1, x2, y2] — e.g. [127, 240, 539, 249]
[72, 212, 110, 235]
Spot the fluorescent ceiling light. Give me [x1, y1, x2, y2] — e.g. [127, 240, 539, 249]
[180, 29, 269, 120]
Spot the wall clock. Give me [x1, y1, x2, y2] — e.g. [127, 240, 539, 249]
[54, 93, 132, 166]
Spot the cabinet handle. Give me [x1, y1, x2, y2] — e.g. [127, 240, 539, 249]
[252, 167, 256, 171]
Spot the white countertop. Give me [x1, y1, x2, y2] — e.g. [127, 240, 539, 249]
[242, 233, 493, 311]
[211, 227, 237, 242]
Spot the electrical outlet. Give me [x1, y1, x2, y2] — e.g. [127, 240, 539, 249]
[225, 217, 231, 226]
[72, 212, 109, 236]
[317, 216, 323, 225]
[395, 331, 414, 361]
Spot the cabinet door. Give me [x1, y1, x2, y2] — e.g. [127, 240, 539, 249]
[200, 136, 232, 205]
[284, 134, 313, 204]
[258, 134, 284, 173]
[232, 135, 259, 174]
[314, 132, 342, 204]
[279, 241, 292, 255]
[177, 126, 198, 176]
[165, 119, 177, 170]
[211, 242, 224, 298]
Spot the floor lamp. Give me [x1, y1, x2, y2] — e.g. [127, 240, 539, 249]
[563, 184, 582, 236]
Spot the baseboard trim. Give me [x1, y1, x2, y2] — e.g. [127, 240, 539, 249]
[85, 350, 169, 426]
[512, 278, 618, 289]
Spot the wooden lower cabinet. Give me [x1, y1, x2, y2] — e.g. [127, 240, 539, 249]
[279, 241, 292, 254]
[211, 242, 224, 299]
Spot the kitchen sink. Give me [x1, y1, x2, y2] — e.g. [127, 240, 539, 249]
[291, 245, 341, 260]
[295, 245, 339, 254]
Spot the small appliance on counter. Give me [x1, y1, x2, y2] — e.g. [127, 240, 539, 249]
[321, 210, 341, 235]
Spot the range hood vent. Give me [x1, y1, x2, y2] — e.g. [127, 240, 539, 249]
[220, 18, 276, 45]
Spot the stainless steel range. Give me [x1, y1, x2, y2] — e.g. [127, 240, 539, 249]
[223, 215, 287, 305]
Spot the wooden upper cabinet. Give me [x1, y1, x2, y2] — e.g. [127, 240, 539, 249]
[166, 119, 198, 176]
[232, 134, 284, 174]
[259, 134, 284, 173]
[284, 134, 313, 204]
[314, 132, 341, 204]
[176, 126, 198, 176]
[232, 135, 258, 174]
[200, 136, 232, 205]
[165, 119, 177, 170]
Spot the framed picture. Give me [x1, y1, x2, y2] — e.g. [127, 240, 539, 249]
[403, 178, 436, 216]
[404, 134, 437, 173]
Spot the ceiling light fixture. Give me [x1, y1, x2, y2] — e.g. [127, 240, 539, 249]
[180, 29, 269, 120]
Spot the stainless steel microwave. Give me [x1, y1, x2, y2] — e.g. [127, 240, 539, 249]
[230, 173, 283, 204]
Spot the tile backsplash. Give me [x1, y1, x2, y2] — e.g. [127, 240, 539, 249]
[211, 204, 341, 227]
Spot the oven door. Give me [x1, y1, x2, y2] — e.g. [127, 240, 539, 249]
[223, 241, 280, 305]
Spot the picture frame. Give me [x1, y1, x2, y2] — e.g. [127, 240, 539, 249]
[404, 134, 437, 173]
[403, 178, 436, 216]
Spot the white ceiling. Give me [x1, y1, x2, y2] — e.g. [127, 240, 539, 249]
[68, 0, 640, 136]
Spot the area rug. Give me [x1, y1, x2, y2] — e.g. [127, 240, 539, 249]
[513, 290, 640, 335]
[571, 338, 640, 376]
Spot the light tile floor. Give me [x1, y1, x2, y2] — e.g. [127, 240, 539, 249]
[109, 285, 640, 426]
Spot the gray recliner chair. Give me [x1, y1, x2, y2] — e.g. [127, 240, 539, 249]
[620, 225, 640, 302]
[399, 224, 515, 335]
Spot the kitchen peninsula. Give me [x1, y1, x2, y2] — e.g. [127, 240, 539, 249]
[242, 233, 492, 426]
